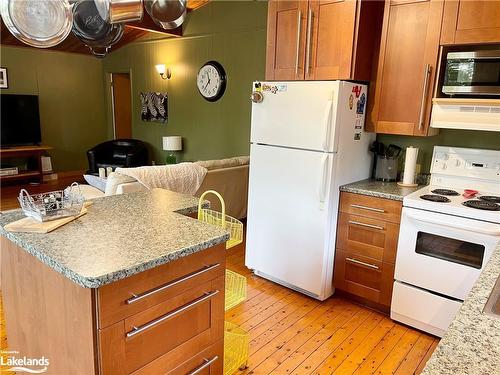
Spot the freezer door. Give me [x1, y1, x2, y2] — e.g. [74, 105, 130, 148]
[250, 81, 341, 152]
[245, 144, 336, 299]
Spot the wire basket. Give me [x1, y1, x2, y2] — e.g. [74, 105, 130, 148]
[225, 270, 247, 311]
[198, 190, 243, 249]
[224, 321, 249, 375]
[18, 182, 85, 222]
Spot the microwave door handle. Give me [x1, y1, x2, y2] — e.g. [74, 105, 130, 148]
[406, 211, 500, 236]
[322, 100, 333, 152]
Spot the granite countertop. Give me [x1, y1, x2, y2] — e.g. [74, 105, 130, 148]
[422, 242, 500, 375]
[0, 189, 230, 288]
[340, 179, 423, 201]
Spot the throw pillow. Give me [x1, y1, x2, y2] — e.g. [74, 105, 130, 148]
[83, 174, 107, 192]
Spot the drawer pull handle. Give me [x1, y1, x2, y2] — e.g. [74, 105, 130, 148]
[346, 257, 379, 270]
[350, 204, 385, 213]
[126, 263, 220, 304]
[348, 220, 384, 231]
[126, 290, 219, 338]
[187, 356, 219, 375]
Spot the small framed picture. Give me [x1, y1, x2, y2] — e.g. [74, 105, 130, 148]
[0, 68, 8, 89]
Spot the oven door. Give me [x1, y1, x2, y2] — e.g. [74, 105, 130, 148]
[443, 51, 500, 96]
[395, 207, 500, 300]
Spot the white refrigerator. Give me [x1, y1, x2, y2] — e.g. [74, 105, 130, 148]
[245, 81, 375, 301]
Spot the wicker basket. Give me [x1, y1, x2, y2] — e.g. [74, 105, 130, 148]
[224, 321, 249, 375]
[198, 190, 243, 249]
[225, 270, 247, 311]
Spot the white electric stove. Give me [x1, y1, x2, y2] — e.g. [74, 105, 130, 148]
[391, 146, 500, 337]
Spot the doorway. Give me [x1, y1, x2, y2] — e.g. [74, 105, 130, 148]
[111, 73, 132, 139]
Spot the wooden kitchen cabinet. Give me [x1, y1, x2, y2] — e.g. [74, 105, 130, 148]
[441, 0, 500, 45]
[369, 0, 443, 136]
[265, 0, 383, 81]
[334, 192, 402, 310]
[1, 236, 226, 375]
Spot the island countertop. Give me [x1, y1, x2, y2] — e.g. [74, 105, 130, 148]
[340, 179, 423, 201]
[422, 242, 500, 375]
[0, 189, 230, 288]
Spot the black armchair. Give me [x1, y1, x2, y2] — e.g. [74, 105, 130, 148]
[87, 139, 149, 175]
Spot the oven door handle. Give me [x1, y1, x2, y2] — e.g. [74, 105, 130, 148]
[406, 212, 500, 236]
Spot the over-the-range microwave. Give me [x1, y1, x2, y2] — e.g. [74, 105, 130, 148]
[442, 50, 500, 96]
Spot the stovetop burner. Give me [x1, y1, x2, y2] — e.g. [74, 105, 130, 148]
[420, 194, 451, 203]
[462, 200, 500, 211]
[479, 196, 500, 204]
[431, 189, 459, 196]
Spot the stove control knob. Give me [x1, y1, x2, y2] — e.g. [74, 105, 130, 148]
[455, 159, 461, 167]
[436, 152, 449, 161]
[440, 163, 447, 170]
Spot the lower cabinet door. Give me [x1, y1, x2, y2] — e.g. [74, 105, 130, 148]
[99, 276, 224, 374]
[334, 249, 395, 307]
[168, 340, 223, 375]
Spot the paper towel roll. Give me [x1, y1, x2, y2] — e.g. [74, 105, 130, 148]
[402, 146, 419, 185]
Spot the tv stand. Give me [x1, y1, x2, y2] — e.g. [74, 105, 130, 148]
[0, 145, 53, 183]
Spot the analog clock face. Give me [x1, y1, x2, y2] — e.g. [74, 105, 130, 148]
[197, 61, 226, 101]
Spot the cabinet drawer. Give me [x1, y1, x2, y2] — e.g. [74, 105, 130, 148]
[97, 244, 225, 328]
[334, 250, 395, 307]
[167, 340, 223, 375]
[336, 212, 399, 264]
[339, 192, 402, 223]
[99, 276, 225, 374]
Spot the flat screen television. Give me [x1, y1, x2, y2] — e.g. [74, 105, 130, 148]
[1, 94, 42, 147]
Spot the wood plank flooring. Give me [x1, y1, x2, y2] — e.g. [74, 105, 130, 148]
[0, 229, 439, 374]
[225, 243, 439, 375]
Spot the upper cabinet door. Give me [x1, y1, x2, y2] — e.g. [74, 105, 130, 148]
[441, 0, 500, 44]
[266, 1, 309, 81]
[371, 0, 444, 136]
[306, 0, 357, 80]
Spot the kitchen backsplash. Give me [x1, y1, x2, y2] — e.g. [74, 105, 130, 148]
[377, 129, 500, 173]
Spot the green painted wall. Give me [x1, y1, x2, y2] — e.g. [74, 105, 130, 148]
[0, 46, 108, 171]
[377, 130, 500, 173]
[102, 0, 267, 164]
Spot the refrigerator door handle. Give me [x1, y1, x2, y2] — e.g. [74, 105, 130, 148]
[318, 154, 329, 204]
[322, 100, 333, 152]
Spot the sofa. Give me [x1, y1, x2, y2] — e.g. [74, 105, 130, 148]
[82, 157, 249, 220]
[87, 139, 149, 175]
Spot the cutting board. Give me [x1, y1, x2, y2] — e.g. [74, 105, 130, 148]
[5, 202, 93, 234]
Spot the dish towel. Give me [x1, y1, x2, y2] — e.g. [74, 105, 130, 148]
[116, 163, 208, 195]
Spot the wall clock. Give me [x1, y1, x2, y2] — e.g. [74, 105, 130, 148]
[197, 61, 227, 102]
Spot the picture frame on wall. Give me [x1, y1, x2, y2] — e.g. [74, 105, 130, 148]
[0, 68, 8, 89]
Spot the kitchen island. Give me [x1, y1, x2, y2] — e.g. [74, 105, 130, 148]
[0, 189, 229, 374]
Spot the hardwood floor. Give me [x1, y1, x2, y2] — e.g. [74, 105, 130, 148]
[225, 243, 439, 375]
[0, 226, 439, 374]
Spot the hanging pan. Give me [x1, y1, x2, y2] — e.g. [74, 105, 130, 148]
[144, 0, 187, 30]
[94, 0, 143, 24]
[0, 0, 73, 48]
[72, 0, 124, 58]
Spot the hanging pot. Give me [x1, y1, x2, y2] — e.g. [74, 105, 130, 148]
[72, 0, 124, 58]
[0, 0, 73, 48]
[144, 0, 187, 30]
[94, 0, 143, 24]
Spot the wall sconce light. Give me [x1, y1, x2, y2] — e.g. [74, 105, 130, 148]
[155, 64, 171, 80]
